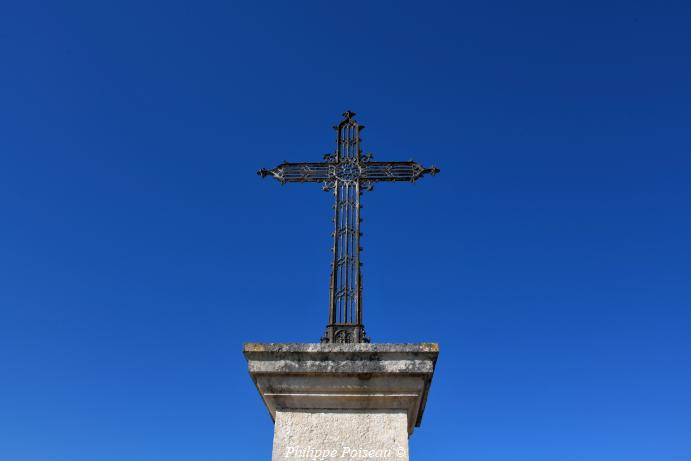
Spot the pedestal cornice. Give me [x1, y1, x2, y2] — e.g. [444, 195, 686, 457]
[243, 343, 439, 436]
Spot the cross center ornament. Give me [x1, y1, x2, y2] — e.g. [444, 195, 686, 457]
[258, 111, 439, 344]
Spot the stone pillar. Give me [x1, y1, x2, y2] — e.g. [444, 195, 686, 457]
[243, 343, 438, 461]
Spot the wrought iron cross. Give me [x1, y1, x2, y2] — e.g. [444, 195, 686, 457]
[258, 111, 439, 344]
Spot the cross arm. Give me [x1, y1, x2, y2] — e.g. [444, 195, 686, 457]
[361, 161, 440, 183]
[257, 161, 331, 184]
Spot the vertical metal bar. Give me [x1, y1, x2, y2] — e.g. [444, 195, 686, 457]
[348, 122, 355, 325]
[349, 185, 355, 323]
[329, 181, 339, 327]
[329, 121, 345, 332]
[355, 123, 362, 329]
[343, 182, 350, 323]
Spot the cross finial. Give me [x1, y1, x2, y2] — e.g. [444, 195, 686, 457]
[258, 112, 439, 343]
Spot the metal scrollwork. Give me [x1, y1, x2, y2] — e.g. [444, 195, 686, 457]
[258, 111, 440, 343]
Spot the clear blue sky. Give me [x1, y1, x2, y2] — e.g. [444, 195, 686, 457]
[1, 1, 690, 460]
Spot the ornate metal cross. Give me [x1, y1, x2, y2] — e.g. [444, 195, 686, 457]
[258, 111, 439, 343]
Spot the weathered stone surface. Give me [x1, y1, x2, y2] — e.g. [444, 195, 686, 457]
[244, 343, 438, 376]
[272, 410, 409, 461]
[243, 343, 439, 438]
[244, 343, 439, 354]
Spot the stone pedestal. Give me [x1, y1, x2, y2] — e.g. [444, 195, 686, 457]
[243, 343, 438, 461]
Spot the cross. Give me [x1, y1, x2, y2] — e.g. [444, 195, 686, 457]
[258, 111, 439, 343]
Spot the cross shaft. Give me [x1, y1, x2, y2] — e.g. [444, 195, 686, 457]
[258, 111, 439, 343]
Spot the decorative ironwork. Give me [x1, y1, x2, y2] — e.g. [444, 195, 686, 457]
[258, 111, 439, 343]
